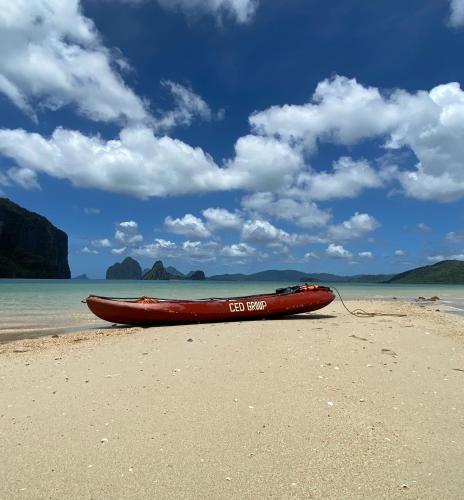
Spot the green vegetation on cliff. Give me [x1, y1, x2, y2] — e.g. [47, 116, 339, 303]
[386, 260, 464, 284]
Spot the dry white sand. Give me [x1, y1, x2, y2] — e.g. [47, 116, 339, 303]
[1, 300, 463, 499]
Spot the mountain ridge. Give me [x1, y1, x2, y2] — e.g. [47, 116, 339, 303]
[386, 260, 464, 284]
[103, 259, 464, 284]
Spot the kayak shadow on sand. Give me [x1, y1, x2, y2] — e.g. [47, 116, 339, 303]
[279, 313, 336, 320]
[131, 312, 337, 329]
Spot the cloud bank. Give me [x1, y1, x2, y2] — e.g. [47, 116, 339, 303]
[0, 0, 150, 123]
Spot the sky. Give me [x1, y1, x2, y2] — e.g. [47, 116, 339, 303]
[1, 0, 464, 278]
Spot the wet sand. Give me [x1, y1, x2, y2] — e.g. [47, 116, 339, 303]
[1, 300, 463, 499]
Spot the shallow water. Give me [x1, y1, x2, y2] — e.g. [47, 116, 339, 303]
[1, 279, 464, 342]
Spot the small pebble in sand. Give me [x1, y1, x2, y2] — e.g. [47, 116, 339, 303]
[233, 398, 238, 402]
[225, 477, 232, 481]
[248, 405, 254, 409]
[100, 438, 108, 443]
[88, 465, 93, 468]
[367, 364, 373, 367]
[359, 398, 365, 402]
[187, 338, 193, 342]
[400, 483, 409, 489]
[327, 401, 334, 407]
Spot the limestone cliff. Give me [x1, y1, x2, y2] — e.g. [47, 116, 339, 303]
[143, 261, 205, 280]
[143, 260, 176, 280]
[0, 198, 70, 278]
[187, 270, 206, 280]
[106, 257, 142, 280]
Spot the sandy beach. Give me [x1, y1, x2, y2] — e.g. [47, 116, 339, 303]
[1, 299, 463, 499]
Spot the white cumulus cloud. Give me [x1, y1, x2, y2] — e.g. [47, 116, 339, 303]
[82, 246, 98, 254]
[326, 243, 352, 259]
[202, 208, 243, 231]
[241, 219, 291, 245]
[221, 243, 256, 258]
[251, 75, 464, 202]
[164, 214, 211, 239]
[224, 135, 304, 192]
[114, 220, 143, 245]
[358, 251, 373, 258]
[0, 0, 150, 123]
[0, 127, 305, 198]
[241, 192, 331, 228]
[295, 157, 382, 201]
[132, 239, 177, 258]
[91, 238, 112, 248]
[240, 219, 317, 247]
[328, 212, 379, 241]
[303, 252, 319, 260]
[182, 240, 219, 261]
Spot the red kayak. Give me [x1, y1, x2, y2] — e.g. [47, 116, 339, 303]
[85, 284, 335, 326]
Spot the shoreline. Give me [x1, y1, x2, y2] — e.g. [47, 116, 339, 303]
[1, 295, 461, 347]
[1, 299, 463, 499]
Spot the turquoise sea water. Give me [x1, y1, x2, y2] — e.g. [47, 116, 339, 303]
[1, 279, 464, 343]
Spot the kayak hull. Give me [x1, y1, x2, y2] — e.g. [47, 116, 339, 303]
[85, 286, 335, 326]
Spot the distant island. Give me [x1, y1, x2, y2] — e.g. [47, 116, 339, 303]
[106, 257, 142, 280]
[0, 198, 70, 279]
[106, 259, 205, 281]
[209, 270, 393, 283]
[385, 260, 464, 284]
[210, 260, 464, 284]
[103, 258, 464, 284]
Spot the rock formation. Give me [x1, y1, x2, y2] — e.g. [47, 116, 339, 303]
[166, 266, 185, 278]
[143, 260, 175, 280]
[187, 270, 206, 280]
[106, 257, 142, 280]
[0, 198, 70, 278]
[143, 260, 205, 280]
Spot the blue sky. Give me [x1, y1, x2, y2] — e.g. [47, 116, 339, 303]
[1, 0, 464, 278]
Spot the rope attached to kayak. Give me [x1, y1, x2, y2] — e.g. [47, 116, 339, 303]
[331, 286, 407, 318]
